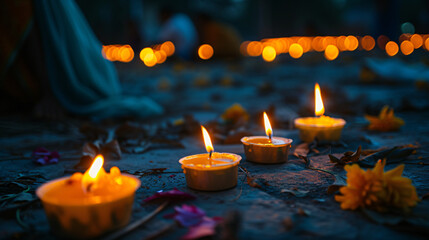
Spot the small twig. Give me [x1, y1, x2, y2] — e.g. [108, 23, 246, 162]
[231, 167, 248, 202]
[145, 222, 176, 240]
[104, 201, 169, 240]
[0, 186, 30, 203]
[16, 209, 30, 230]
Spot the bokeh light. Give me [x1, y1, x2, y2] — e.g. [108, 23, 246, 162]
[298, 37, 312, 53]
[143, 52, 157, 67]
[240, 41, 250, 56]
[312, 37, 324, 52]
[289, 43, 303, 59]
[400, 40, 414, 55]
[324, 45, 339, 60]
[360, 35, 375, 51]
[247, 41, 263, 56]
[154, 50, 167, 64]
[119, 45, 134, 62]
[262, 46, 276, 62]
[377, 35, 389, 50]
[102, 44, 134, 62]
[410, 34, 423, 49]
[401, 22, 415, 34]
[336, 36, 347, 51]
[385, 41, 399, 56]
[344, 35, 358, 51]
[160, 41, 175, 56]
[198, 44, 214, 60]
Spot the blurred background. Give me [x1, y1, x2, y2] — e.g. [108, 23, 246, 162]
[76, 0, 429, 45]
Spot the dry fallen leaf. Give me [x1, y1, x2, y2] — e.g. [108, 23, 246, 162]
[359, 145, 417, 167]
[75, 140, 122, 169]
[281, 188, 309, 197]
[329, 146, 362, 165]
[365, 105, 404, 131]
[293, 143, 310, 158]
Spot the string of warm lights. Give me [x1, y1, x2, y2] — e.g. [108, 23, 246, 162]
[242, 34, 429, 62]
[103, 34, 429, 65]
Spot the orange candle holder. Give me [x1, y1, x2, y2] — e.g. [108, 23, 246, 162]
[295, 83, 347, 143]
[241, 136, 292, 164]
[294, 116, 346, 143]
[36, 174, 140, 239]
[179, 152, 241, 191]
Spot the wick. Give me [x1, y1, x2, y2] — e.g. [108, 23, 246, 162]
[208, 150, 213, 166]
[268, 134, 272, 144]
[86, 183, 94, 193]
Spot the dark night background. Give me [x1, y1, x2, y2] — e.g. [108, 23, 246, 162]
[0, 0, 429, 239]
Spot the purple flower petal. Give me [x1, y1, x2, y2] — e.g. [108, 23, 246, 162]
[144, 188, 196, 202]
[181, 216, 222, 240]
[172, 205, 205, 227]
[32, 147, 60, 165]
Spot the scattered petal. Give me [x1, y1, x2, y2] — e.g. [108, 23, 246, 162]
[365, 105, 404, 131]
[32, 148, 60, 165]
[165, 205, 206, 227]
[336, 160, 419, 212]
[221, 103, 249, 125]
[182, 217, 222, 240]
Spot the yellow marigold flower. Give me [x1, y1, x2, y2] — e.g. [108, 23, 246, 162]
[336, 160, 419, 212]
[365, 105, 404, 132]
[335, 163, 382, 210]
[377, 164, 419, 211]
[221, 103, 249, 124]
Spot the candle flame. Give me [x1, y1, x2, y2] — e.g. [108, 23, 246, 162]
[201, 126, 214, 153]
[263, 112, 273, 139]
[88, 155, 104, 179]
[82, 155, 105, 193]
[315, 83, 325, 116]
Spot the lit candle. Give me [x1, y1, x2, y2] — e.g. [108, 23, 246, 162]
[36, 155, 140, 239]
[294, 83, 346, 143]
[241, 112, 293, 164]
[179, 126, 241, 191]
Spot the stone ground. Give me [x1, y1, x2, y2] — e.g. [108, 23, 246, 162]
[1, 51, 429, 239]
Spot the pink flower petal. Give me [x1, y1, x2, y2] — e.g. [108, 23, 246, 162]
[170, 205, 205, 227]
[181, 217, 222, 240]
[32, 147, 60, 165]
